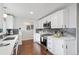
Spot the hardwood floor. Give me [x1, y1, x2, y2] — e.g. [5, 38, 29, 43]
[17, 40, 53, 55]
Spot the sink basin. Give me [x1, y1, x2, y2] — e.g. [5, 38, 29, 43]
[3, 37, 15, 41]
[0, 43, 10, 47]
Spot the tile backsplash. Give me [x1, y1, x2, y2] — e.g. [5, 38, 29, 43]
[63, 28, 76, 36]
[36, 28, 76, 37]
[6, 29, 19, 35]
[0, 29, 3, 33]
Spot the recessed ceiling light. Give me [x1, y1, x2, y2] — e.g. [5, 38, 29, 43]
[30, 11, 34, 15]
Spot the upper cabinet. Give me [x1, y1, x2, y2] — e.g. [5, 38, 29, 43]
[37, 19, 43, 29]
[51, 10, 64, 28]
[0, 4, 3, 29]
[51, 12, 58, 28]
[36, 4, 77, 29]
[64, 4, 77, 28]
[6, 15, 14, 29]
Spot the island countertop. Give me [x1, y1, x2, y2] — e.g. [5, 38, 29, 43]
[0, 35, 19, 55]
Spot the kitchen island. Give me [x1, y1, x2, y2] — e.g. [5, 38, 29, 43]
[0, 35, 19, 55]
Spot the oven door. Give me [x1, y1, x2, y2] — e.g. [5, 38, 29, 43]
[40, 37, 47, 47]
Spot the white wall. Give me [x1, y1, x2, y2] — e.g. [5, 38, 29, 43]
[14, 17, 34, 40]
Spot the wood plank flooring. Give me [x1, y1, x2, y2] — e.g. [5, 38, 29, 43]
[17, 40, 52, 55]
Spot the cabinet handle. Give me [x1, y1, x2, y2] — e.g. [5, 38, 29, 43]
[62, 45, 63, 48]
[65, 25, 66, 28]
[66, 45, 67, 49]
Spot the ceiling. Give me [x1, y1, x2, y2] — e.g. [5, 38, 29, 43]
[3, 3, 73, 21]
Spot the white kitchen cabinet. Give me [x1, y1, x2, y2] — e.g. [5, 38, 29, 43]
[68, 4, 77, 28]
[0, 4, 7, 33]
[47, 38, 54, 53]
[47, 38, 64, 55]
[51, 10, 64, 28]
[47, 37, 76, 55]
[53, 39, 64, 55]
[38, 19, 43, 28]
[6, 15, 14, 29]
[34, 33, 40, 44]
[0, 4, 3, 29]
[51, 13, 58, 28]
[56, 10, 64, 28]
[37, 15, 51, 29]
[63, 4, 77, 28]
[37, 4, 77, 29]
[64, 40, 76, 55]
[63, 7, 69, 28]
[34, 20, 39, 29]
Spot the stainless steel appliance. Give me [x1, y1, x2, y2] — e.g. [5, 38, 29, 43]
[43, 21, 51, 29]
[40, 36, 47, 47]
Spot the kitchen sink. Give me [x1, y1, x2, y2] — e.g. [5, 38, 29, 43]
[3, 37, 15, 41]
[0, 43, 10, 47]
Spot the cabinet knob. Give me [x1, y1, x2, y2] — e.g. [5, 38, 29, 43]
[66, 45, 67, 49]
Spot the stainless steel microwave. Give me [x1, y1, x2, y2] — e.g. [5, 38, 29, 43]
[43, 22, 51, 29]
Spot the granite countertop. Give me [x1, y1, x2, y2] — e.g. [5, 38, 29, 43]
[47, 33, 76, 40]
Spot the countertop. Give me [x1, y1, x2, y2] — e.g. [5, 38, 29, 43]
[0, 35, 18, 55]
[47, 33, 76, 40]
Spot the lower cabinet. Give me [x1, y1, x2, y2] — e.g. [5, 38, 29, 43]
[34, 33, 40, 44]
[47, 37, 76, 55]
[47, 38, 53, 53]
[64, 40, 77, 55]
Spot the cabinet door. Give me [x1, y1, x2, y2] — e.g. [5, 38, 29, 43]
[51, 10, 64, 28]
[6, 15, 14, 29]
[64, 4, 77, 28]
[54, 39, 64, 55]
[0, 4, 3, 29]
[65, 40, 76, 55]
[34, 33, 40, 44]
[51, 13, 58, 28]
[47, 38, 52, 51]
[57, 40, 64, 55]
[34, 20, 39, 29]
[53, 39, 58, 54]
[47, 38, 54, 53]
[38, 19, 43, 28]
[57, 10, 64, 28]
[38, 20, 41, 28]
[68, 4, 77, 28]
[63, 7, 69, 28]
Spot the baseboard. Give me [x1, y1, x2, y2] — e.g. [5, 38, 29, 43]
[22, 39, 33, 41]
